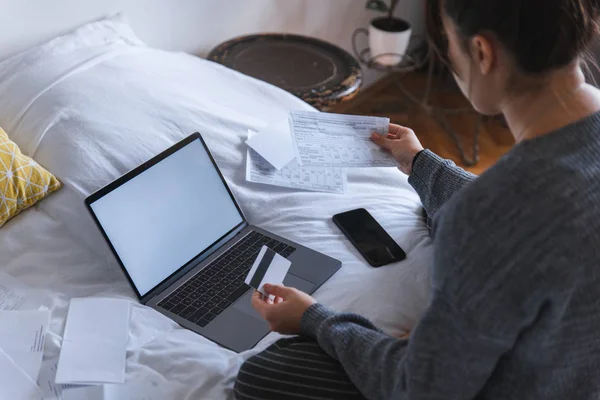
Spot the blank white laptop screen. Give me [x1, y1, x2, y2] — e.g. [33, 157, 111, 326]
[89, 139, 244, 296]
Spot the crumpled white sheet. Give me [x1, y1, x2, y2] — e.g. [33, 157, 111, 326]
[0, 16, 432, 399]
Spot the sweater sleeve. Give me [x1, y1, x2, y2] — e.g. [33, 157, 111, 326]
[300, 183, 545, 399]
[408, 150, 477, 218]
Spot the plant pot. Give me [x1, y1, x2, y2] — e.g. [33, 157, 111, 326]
[368, 16, 412, 66]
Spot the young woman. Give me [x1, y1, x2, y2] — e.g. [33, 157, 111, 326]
[234, 0, 600, 398]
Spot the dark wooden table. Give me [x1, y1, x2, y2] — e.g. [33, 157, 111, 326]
[208, 34, 362, 111]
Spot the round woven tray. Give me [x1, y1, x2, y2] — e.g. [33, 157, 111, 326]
[208, 34, 362, 110]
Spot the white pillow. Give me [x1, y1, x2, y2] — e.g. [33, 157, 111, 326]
[0, 14, 145, 152]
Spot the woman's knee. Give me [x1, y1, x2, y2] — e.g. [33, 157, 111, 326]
[234, 337, 365, 400]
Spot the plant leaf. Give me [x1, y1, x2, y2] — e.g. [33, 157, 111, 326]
[366, 0, 389, 13]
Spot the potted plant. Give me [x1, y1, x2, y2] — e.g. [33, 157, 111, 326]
[366, 0, 412, 66]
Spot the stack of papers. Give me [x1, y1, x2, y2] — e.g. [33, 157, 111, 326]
[56, 298, 131, 386]
[247, 130, 347, 194]
[0, 277, 137, 400]
[245, 111, 394, 194]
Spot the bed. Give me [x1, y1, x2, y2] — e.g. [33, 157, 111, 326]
[0, 16, 433, 399]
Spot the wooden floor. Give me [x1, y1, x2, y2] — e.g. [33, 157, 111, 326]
[330, 72, 515, 175]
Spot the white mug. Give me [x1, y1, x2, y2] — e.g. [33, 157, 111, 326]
[368, 18, 412, 66]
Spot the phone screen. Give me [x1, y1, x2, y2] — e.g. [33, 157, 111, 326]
[333, 208, 406, 267]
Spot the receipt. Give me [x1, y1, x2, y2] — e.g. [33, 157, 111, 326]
[289, 111, 396, 168]
[246, 130, 347, 194]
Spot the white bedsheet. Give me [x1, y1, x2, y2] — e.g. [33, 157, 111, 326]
[0, 17, 432, 399]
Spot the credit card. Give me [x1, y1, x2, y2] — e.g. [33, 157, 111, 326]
[245, 246, 292, 295]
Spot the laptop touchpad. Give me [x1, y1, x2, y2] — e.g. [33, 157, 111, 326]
[283, 273, 315, 294]
[234, 273, 315, 318]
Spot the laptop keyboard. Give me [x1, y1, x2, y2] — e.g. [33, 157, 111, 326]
[157, 231, 296, 327]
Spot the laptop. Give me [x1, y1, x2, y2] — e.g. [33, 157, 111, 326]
[85, 133, 341, 352]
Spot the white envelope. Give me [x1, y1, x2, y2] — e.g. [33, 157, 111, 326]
[55, 298, 131, 385]
[245, 246, 292, 296]
[246, 119, 296, 170]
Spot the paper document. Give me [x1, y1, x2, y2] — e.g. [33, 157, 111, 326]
[246, 130, 347, 194]
[246, 119, 296, 170]
[0, 348, 44, 400]
[289, 111, 396, 167]
[0, 272, 42, 311]
[55, 298, 131, 385]
[0, 310, 50, 383]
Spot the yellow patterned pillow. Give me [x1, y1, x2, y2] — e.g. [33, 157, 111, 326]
[0, 128, 62, 227]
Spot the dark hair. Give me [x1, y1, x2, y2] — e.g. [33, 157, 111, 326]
[427, 0, 600, 75]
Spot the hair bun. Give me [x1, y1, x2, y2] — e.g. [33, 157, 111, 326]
[430, 0, 600, 75]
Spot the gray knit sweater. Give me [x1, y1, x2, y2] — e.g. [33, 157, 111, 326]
[301, 112, 600, 399]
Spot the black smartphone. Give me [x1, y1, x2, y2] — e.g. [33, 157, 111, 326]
[333, 208, 406, 267]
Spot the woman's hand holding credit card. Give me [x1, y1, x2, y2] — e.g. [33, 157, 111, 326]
[246, 246, 316, 334]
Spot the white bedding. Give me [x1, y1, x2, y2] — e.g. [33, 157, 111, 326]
[0, 17, 433, 399]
